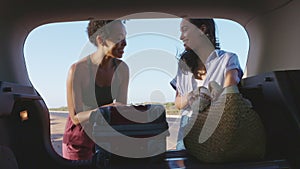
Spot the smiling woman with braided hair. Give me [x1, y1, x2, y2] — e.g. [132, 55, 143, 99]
[62, 19, 129, 160]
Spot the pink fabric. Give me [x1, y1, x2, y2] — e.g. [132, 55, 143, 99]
[62, 143, 93, 160]
[62, 116, 95, 160]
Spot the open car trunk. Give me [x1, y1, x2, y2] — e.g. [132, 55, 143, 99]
[1, 70, 299, 168]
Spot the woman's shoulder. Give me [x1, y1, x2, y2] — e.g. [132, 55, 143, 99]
[114, 58, 129, 69]
[114, 58, 127, 64]
[69, 56, 89, 74]
[217, 49, 237, 57]
[215, 50, 239, 62]
[77, 56, 89, 65]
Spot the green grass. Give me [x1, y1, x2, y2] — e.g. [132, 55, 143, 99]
[164, 102, 180, 115]
[49, 106, 68, 111]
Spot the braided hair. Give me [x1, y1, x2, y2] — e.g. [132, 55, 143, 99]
[87, 19, 124, 46]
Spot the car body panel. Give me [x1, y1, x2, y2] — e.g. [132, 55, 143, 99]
[0, 0, 299, 168]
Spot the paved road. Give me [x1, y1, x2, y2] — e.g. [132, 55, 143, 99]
[50, 111, 181, 156]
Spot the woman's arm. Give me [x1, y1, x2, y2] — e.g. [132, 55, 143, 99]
[116, 61, 129, 104]
[66, 64, 81, 125]
[67, 64, 96, 125]
[175, 91, 189, 110]
[224, 69, 240, 88]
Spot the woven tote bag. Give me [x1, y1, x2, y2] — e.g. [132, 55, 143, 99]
[183, 91, 266, 163]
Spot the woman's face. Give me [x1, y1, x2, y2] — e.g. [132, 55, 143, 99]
[180, 19, 204, 50]
[105, 21, 127, 58]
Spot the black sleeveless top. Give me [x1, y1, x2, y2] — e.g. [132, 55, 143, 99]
[84, 55, 118, 108]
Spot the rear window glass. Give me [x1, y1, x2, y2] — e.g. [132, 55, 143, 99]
[24, 17, 249, 156]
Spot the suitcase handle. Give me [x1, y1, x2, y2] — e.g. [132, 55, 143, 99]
[89, 108, 111, 124]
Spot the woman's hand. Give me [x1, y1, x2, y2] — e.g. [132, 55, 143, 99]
[209, 81, 223, 101]
[100, 100, 126, 108]
[187, 89, 200, 106]
[189, 87, 212, 112]
[111, 101, 126, 106]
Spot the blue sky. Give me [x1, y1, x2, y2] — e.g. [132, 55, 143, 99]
[24, 18, 249, 108]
